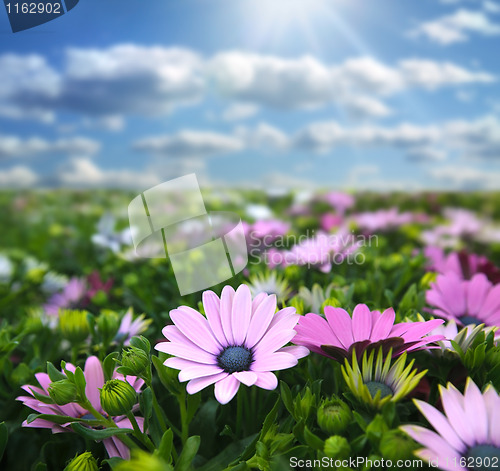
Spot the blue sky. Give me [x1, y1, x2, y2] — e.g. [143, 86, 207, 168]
[1, 0, 500, 190]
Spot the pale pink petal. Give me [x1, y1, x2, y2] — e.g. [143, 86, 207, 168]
[324, 307, 354, 349]
[370, 308, 396, 341]
[253, 315, 299, 358]
[466, 274, 491, 316]
[279, 345, 309, 359]
[104, 436, 130, 459]
[245, 294, 277, 348]
[214, 375, 240, 404]
[179, 364, 224, 382]
[464, 379, 488, 444]
[186, 372, 228, 394]
[254, 372, 278, 390]
[440, 385, 475, 446]
[414, 400, 466, 453]
[155, 341, 217, 365]
[401, 425, 462, 460]
[351, 304, 372, 342]
[34, 373, 51, 393]
[171, 307, 221, 355]
[479, 283, 500, 319]
[220, 286, 235, 345]
[483, 386, 500, 447]
[84, 356, 105, 412]
[231, 285, 252, 346]
[251, 292, 268, 316]
[203, 290, 227, 346]
[233, 371, 258, 386]
[164, 357, 204, 370]
[293, 313, 341, 349]
[251, 352, 298, 371]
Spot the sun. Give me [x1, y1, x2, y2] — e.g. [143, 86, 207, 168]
[238, 0, 346, 50]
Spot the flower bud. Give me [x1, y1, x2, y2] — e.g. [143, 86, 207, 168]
[324, 436, 351, 460]
[122, 347, 149, 376]
[380, 429, 418, 461]
[59, 310, 90, 343]
[64, 451, 99, 471]
[100, 379, 136, 416]
[114, 450, 166, 471]
[48, 379, 78, 405]
[294, 387, 316, 421]
[317, 397, 352, 435]
[96, 310, 120, 342]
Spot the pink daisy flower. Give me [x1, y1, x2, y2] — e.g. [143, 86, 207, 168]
[155, 284, 309, 404]
[293, 304, 444, 361]
[17, 356, 144, 459]
[402, 379, 500, 470]
[424, 247, 500, 284]
[426, 272, 500, 327]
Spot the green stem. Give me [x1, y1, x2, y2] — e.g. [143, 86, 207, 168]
[80, 400, 139, 452]
[71, 344, 79, 364]
[126, 411, 155, 452]
[236, 387, 243, 437]
[178, 390, 189, 445]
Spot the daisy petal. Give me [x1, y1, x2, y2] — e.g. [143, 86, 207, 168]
[214, 375, 240, 404]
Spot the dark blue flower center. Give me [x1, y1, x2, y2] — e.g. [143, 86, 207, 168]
[365, 381, 393, 399]
[217, 346, 253, 374]
[466, 445, 500, 471]
[460, 315, 482, 326]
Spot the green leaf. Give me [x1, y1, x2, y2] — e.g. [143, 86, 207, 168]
[152, 356, 180, 395]
[200, 434, 257, 471]
[259, 397, 280, 439]
[186, 392, 201, 423]
[0, 422, 7, 461]
[303, 426, 324, 450]
[103, 352, 119, 381]
[156, 429, 174, 464]
[130, 335, 151, 354]
[47, 362, 66, 382]
[139, 386, 153, 434]
[27, 413, 91, 425]
[116, 366, 137, 376]
[279, 381, 294, 419]
[29, 388, 54, 405]
[71, 422, 133, 440]
[174, 435, 200, 471]
[73, 367, 87, 397]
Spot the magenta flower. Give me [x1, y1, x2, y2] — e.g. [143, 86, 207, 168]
[293, 304, 444, 361]
[402, 379, 500, 470]
[17, 356, 144, 459]
[424, 247, 500, 284]
[43, 277, 87, 316]
[267, 229, 361, 273]
[155, 285, 309, 404]
[115, 308, 152, 346]
[352, 208, 417, 234]
[426, 272, 500, 327]
[322, 191, 355, 214]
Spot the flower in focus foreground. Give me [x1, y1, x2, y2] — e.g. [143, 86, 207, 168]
[401, 379, 500, 470]
[342, 348, 427, 409]
[293, 304, 444, 361]
[426, 272, 500, 327]
[155, 284, 309, 404]
[17, 356, 144, 459]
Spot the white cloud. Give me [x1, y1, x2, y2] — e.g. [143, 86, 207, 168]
[222, 103, 259, 121]
[428, 165, 500, 189]
[0, 135, 100, 159]
[56, 157, 160, 188]
[341, 96, 393, 119]
[236, 123, 289, 150]
[0, 165, 38, 187]
[0, 46, 495, 124]
[133, 130, 244, 157]
[410, 9, 500, 44]
[484, 1, 500, 12]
